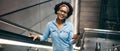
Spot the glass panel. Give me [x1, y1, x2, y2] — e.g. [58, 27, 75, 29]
[82, 28, 120, 51]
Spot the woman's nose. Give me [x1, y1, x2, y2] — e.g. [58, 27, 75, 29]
[61, 12, 64, 14]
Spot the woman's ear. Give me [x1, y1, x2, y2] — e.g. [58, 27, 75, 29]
[57, 11, 60, 14]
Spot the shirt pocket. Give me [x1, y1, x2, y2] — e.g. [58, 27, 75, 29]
[49, 27, 57, 37]
[59, 30, 70, 40]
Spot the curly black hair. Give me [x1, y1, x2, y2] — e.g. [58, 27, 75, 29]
[54, 2, 73, 18]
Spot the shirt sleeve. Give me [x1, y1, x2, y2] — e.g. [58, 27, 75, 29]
[69, 23, 74, 44]
[40, 23, 50, 41]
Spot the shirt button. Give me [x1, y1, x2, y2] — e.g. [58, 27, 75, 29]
[60, 31, 62, 33]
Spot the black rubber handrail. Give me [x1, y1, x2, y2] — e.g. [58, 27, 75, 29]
[0, 29, 52, 46]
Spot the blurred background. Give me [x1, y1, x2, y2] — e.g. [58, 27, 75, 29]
[0, 0, 120, 51]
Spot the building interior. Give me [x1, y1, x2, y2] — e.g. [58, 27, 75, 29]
[0, 0, 120, 51]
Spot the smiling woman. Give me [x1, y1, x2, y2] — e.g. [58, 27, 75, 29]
[29, 1, 80, 51]
[0, 0, 81, 51]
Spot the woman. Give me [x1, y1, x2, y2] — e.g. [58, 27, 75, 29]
[30, 2, 79, 51]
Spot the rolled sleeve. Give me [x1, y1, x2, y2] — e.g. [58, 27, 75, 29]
[40, 23, 50, 41]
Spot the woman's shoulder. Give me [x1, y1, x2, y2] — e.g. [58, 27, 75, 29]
[46, 20, 55, 26]
[66, 21, 73, 26]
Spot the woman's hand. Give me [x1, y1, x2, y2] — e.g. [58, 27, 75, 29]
[29, 32, 40, 41]
[72, 34, 80, 44]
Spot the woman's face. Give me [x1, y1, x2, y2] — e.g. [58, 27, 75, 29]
[57, 5, 69, 20]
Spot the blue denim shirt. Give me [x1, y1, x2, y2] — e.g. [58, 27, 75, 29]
[40, 19, 74, 51]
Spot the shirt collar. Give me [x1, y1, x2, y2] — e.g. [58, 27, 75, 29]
[53, 18, 67, 26]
